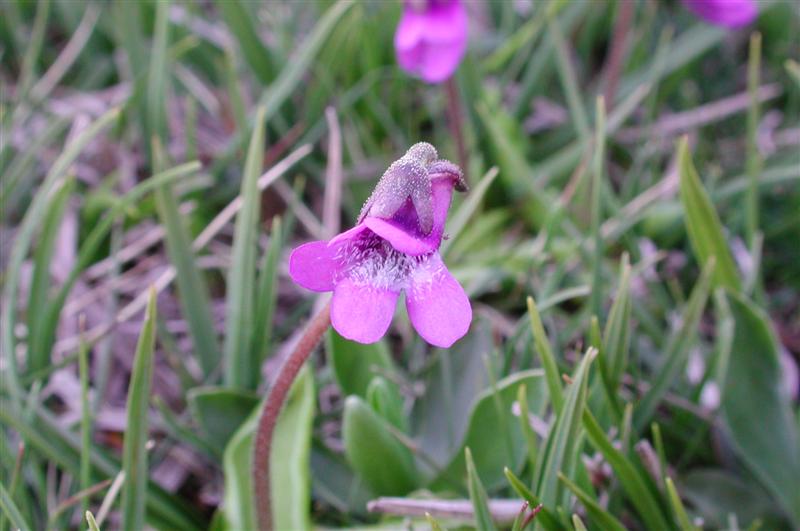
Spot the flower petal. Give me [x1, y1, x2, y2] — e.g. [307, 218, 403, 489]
[682, 0, 757, 28]
[406, 253, 471, 348]
[331, 279, 399, 344]
[363, 217, 436, 256]
[289, 240, 339, 292]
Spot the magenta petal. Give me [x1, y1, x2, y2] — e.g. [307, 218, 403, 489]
[289, 240, 339, 292]
[331, 279, 399, 344]
[363, 217, 436, 256]
[682, 0, 757, 28]
[406, 253, 471, 348]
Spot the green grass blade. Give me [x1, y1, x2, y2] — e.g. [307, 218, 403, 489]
[86, 511, 100, 531]
[634, 259, 714, 430]
[745, 32, 762, 251]
[583, 410, 671, 530]
[466, 447, 498, 531]
[503, 468, 561, 531]
[152, 145, 220, 376]
[1, 107, 119, 405]
[26, 176, 74, 374]
[442, 166, 499, 256]
[571, 514, 588, 531]
[31, 162, 200, 378]
[677, 137, 741, 292]
[79, 323, 92, 517]
[145, 0, 170, 145]
[548, 15, 590, 142]
[534, 349, 595, 511]
[258, 0, 354, 122]
[517, 384, 538, 472]
[588, 97, 606, 317]
[215, 0, 273, 85]
[666, 477, 699, 531]
[251, 217, 283, 365]
[599, 253, 631, 412]
[558, 472, 626, 531]
[121, 288, 158, 531]
[0, 481, 30, 531]
[223, 104, 266, 389]
[526, 296, 564, 414]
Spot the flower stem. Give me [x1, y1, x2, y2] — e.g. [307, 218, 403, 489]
[444, 77, 468, 185]
[253, 300, 331, 530]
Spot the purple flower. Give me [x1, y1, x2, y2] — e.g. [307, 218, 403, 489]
[289, 143, 471, 348]
[394, 0, 468, 84]
[682, 0, 758, 28]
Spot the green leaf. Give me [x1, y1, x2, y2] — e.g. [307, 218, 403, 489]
[442, 166, 499, 256]
[366, 376, 407, 432]
[722, 292, 800, 525]
[342, 395, 418, 496]
[270, 365, 316, 531]
[677, 137, 741, 292]
[583, 410, 671, 530]
[571, 514, 588, 531]
[224, 104, 267, 389]
[188, 387, 258, 454]
[121, 288, 158, 531]
[432, 370, 547, 491]
[517, 384, 538, 472]
[466, 447, 498, 531]
[328, 330, 394, 398]
[533, 349, 594, 511]
[223, 365, 315, 531]
[527, 296, 564, 414]
[634, 259, 714, 431]
[558, 473, 625, 531]
[26, 176, 74, 374]
[86, 510, 100, 531]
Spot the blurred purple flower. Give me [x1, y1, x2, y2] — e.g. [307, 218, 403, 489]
[394, 0, 468, 84]
[682, 0, 758, 28]
[289, 143, 471, 348]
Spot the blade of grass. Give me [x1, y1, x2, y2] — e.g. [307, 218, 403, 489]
[26, 176, 75, 374]
[86, 511, 100, 531]
[583, 410, 671, 530]
[517, 384, 539, 472]
[1, 107, 119, 406]
[152, 142, 220, 376]
[121, 288, 158, 531]
[78, 319, 92, 517]
[557, 473, 625, 531]
[30, 162, 200, 381]
[466, 447, 498, 531]
[146, 0, 171, 145]
[599, 253, 631, 414]
[0, 482, 30, 531]
[215, 0, 273, 85]
[677, 137, 741, 292]
[634, 258, 714, 431]
[665, 477, 699, 531]
[252, 217, 283, 365]
[526, 296, 564, 414]
[224, 104, 267, 389]
[745, 32, 762, 252]
[533, 349, 596, 513]
[588, 97, 606, 317]
[442, 166, 499, 256]
[548, 14, 590, 142]
[503, 468, 561, 530]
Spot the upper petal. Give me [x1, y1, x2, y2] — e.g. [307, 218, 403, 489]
[331, 278, 400, 344]
[289, 240, 340, 292]
[405, 253, 471, 348]
[682, 0, 757, 28]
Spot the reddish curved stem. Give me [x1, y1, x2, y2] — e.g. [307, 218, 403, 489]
[253, 301, 331, 530]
